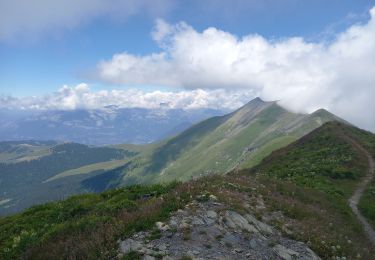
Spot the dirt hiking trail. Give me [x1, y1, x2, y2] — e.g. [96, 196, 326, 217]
[347, 137, 375, 246]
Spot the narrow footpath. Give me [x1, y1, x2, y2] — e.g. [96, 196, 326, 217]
[347, 138, 375, 246]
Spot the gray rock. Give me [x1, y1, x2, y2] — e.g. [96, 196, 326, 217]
[302, 247, 320, 260]
[273, 244, 299, 260]
[179, 222, 191, 229]
[206, 210, 218, 219]
[192, 216, 205, 225]
[139, 247, 157, 255]
[156, 221, 170, 231]
[119, 238, 143, 254]
[204, 210, 218, 225]
[158, 243, 167, 251]
[169, 219, 178, 228]
[118, 201, 320, 260]
[245, 214, 273, 235]
[142, 255, 156, 260]
[249, 238, 258, 249]
[225, 211, 258, 233]
[234, 248, 243, 253]
[222, 233, 240, 246]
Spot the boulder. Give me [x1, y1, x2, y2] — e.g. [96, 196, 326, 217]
[225, 211, 258, 233]
[245, 214, 273, 235]
[156, 221, 170, 231]
[206, 210, 218, 219]
[273, 244, 299, 260]
[119, 238, 143, 254]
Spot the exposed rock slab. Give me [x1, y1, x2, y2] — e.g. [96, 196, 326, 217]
[118, 199, 320, 259]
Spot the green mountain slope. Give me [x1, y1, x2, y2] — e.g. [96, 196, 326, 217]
[247, 121, 375, 244]
[0, 98, 344, 215]
[122, 98, 343, 184]
[252, 121, 368, 195]
[1, 122, 375, 259]
[0, 143, 137, 215]
[0, 140, 57, 164]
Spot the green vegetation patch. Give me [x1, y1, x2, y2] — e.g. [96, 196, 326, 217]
[359, 180, 375, 228]
[254, 122, 367, 197]
[0, 183, 181, 259]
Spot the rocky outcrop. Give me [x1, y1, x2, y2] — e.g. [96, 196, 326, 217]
[118, 198, 320, 260]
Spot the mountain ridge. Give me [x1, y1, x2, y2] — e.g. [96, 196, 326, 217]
[0, 97, 348, 215]
[118, 98, 345, 184]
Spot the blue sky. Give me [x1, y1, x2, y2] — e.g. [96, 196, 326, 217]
[1, 0, 375, 131]
[0, 0, 373, 96]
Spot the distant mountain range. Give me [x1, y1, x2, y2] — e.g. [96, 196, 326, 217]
[0, 107, 226, 145]
[0, 98, 344, 215]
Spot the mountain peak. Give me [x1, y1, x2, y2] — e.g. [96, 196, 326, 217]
[239, 97, 277, 111]
[311, 108, 336, 119]
[310, 108, 349, 125]
[250, 97, 265, 103]
[312, 108, 330, 114]
[247, 97, 278, 105]
[230, 97, 279, 118]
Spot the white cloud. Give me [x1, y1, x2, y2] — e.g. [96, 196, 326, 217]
[97, 7, 375, 131]
[0, 0, 173, 41]
[151, 19, 174, 43]
[0, 84, 255, 111]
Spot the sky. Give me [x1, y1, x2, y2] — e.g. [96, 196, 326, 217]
[0, 0, 375, 131]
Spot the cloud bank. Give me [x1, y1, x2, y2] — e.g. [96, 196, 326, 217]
[0, 84, 254, 111]
[0, 0, 172, 41]
[97, 7, 375, 131]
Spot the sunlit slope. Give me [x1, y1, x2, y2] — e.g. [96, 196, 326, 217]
[123, 98, 342, 183]
[0, 140, 56, 164]
[0, 143, 136, 215]
[4, 97, 341, 215]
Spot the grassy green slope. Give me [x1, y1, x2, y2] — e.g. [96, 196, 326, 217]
[252, 120, 375, 230]
[252, 122, 368, 196]
[247, 121, 375, 250]
[43, 144, 146, 183]
[1, 122, 375, 259]
[0, 143, 137, 215]
[238, 121, 375, 258]
[0, 183, 182, 259]
[360, 181, 375, 228]
[122, 98, 342, 184]
[0, 141, 56, 164]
